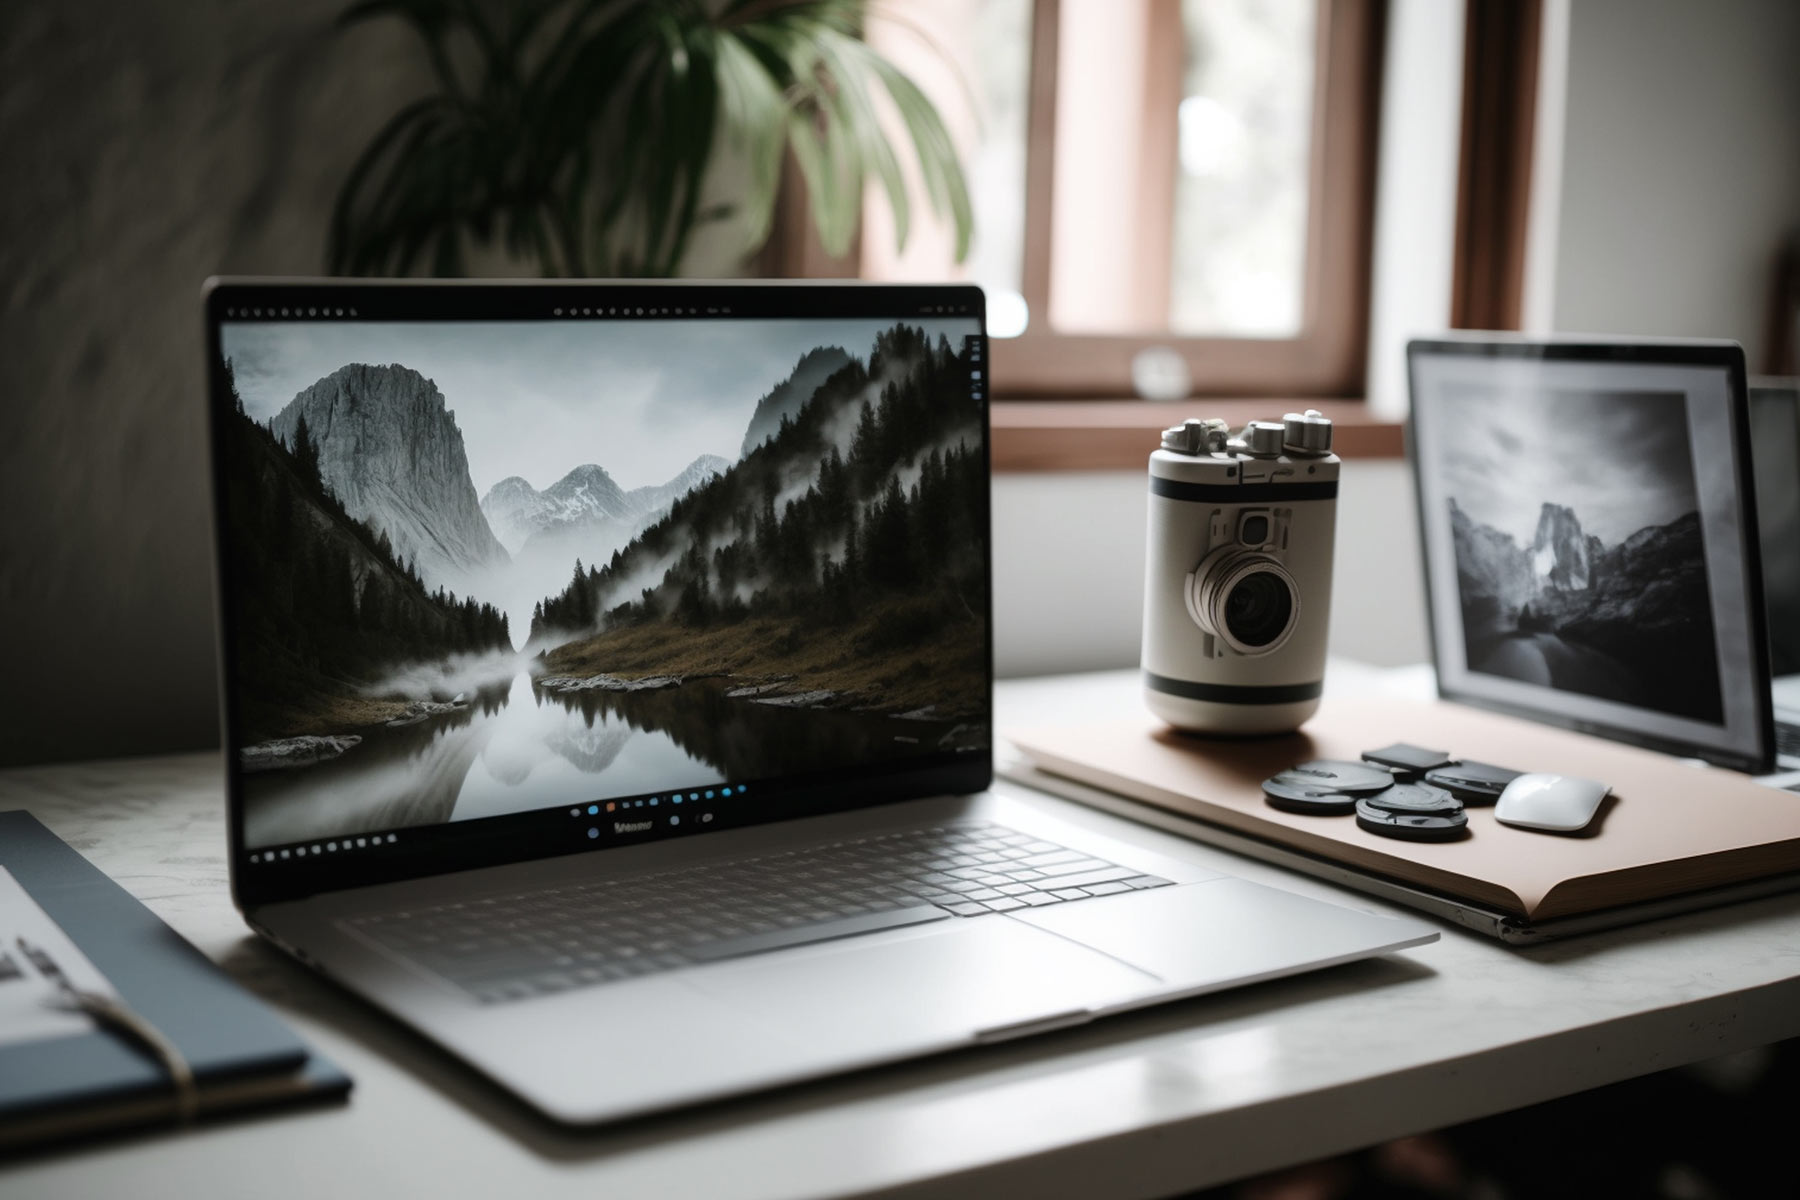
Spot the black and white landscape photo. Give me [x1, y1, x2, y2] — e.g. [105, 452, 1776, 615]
[1437, 387, 1723, 723]
[218, 318, 987, 848]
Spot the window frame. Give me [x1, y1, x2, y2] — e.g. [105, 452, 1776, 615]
[1449, 0, 1541, 332]
[764, 0, 1386, 400]
[758, 0, 1398, 469]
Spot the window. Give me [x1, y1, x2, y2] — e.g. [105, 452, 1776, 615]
[813, 0, 1384, 400]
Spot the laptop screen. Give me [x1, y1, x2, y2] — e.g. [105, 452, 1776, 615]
[206, 283, 991, 903]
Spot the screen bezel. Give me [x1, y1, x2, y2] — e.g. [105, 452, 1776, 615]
[1405, 335, 1774, 774]
[203, 278, 995, 911]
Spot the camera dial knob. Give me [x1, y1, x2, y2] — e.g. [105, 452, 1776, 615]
[1243, 421, 1286, 458]
[1160, 417, 1230, 455]
[1282, 409, 1333, 456]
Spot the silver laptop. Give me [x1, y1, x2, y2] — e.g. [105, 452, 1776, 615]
[1750, 380, 1800, 769]
[202, 279, 1433, 1125]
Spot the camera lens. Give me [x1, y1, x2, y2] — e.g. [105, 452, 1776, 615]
[1188, 547, 1301, 656]
[1223, 571, 1294, 649]
[1239, 513, 1270, 545]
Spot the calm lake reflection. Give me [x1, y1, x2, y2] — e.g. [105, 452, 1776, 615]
[242, 674, 977, 848]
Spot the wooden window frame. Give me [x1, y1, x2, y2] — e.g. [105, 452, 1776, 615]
[1450, 0, 1541, 332]
[762, 0, 1395, 467]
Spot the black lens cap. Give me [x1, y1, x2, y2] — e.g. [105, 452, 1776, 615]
[1263, 777, 1360, 815]
[1424, 761, 1524, 804]
[1355, 796, 1469, 842]
[1359, 782, 1463, 815]
[1361, 743, 1456, 777]
[1272, 760, 1396, 795]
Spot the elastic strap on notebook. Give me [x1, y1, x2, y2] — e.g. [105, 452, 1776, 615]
[17, 936, 200, 1125]
[68, 989, 200, 1124]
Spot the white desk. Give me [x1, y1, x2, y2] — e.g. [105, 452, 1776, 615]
[4, 667, 1799, 1199]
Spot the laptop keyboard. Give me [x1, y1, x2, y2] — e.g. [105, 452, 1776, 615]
[344, 822, 1172, 1004]
[1777, 720, 1799, 759]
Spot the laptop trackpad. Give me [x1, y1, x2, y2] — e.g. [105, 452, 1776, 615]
[1016, 877, 1419, 990]
[681, 916, 1154, 1049]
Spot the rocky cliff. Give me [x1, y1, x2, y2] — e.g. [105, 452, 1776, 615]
[1550, 511, 1712, 659]
[1529, 502, 1592, 590]
[270, 363, 509, 596]
[1450, 499, 1535, 642]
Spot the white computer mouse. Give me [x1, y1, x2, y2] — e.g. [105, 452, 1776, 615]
[1494, 772, 1611, 833]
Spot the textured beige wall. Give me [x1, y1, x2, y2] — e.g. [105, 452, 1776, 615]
[0, 3, 427, 765]
[1546, 0, 1800, 360]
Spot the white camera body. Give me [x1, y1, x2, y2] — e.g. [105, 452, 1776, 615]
[1142, 412, 1340, 735]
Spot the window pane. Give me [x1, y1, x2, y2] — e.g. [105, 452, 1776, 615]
[863, 0, 1318, 344]
[1169, 0, 1317, 336]
[862, 0, 1034, 337]
[1046, 0, 1175, 334]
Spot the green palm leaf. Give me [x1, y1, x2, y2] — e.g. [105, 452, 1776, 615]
[328, 0, 973, 278]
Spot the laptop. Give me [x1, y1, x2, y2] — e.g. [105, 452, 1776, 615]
[1749, 380, 1800, 770]
[201, 279, 1434, 1125]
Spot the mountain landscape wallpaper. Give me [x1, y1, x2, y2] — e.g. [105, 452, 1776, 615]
[1436, 387, 1724, 724]
[217, 318, 988, 849]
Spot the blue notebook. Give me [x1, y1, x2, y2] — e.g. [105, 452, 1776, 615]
[0, 810, 350, 1151]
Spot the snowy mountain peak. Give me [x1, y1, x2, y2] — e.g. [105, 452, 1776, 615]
[485, 476, 538, 504]
[625, 454, 730, 513]
[480, 476, 552, 555]
[545, 463, 629, 512]
[482, 455, 728, 557]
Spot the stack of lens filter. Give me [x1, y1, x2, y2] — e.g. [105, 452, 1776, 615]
[1263, 757, 1470, 842]
[1263, 748, 1527, 843]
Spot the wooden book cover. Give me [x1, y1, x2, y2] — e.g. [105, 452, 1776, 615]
[1009, 698, 1800, 921]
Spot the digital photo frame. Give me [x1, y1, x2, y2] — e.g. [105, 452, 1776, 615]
[1407, 336, 1774, 774]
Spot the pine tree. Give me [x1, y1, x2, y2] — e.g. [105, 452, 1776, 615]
[868, 475, 913, 589]
[291, 413, 323, 493]
[570, 559, 594, 627]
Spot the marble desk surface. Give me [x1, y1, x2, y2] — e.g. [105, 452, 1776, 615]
[3, 666, 1799, 1200]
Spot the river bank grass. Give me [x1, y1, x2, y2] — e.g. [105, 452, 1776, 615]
[536, 601, 986, 720]
[238, 685, 413, 743]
